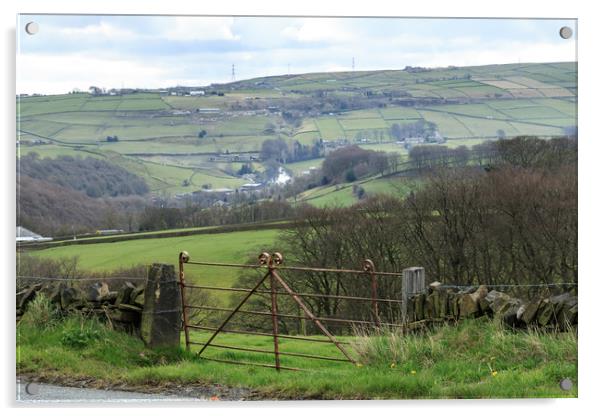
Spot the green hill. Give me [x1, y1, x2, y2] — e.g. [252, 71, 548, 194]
[17, 62, 576, 196]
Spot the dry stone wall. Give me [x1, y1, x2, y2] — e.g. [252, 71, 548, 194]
[17, 279, 146, 333]
[407, 282, 577, 330]
[17, 264, 183, 348]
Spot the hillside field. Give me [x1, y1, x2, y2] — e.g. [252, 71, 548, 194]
[17, 62, 576, 197]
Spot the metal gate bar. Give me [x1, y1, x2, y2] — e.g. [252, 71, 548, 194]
[192, 342, 351, 362]
[198, 356, 301, 371]
[186, 324, 351, 344]
[184, 284, 404, 304]
[185, 260, 404, 276]
[186, 304, 405, 327]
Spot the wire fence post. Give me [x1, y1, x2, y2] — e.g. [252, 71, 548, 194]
[402, 267, 426, 323]
[179, 251, 191, 352]
[363, 259, 380, 329]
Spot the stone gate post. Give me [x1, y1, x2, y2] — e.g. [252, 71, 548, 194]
[140, 263, 182, 349]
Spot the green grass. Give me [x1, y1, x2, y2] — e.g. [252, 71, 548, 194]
[497, 106, 568, 120]
[444, 138, 491, 148]
[508, 122, 565, 137]
[17, 316, 577, 399]
[80, 98, 122, 111]
[358, 142, 407, 153]
[433, 104, 507, 119]
[339, 118, 388, 130]
[453, 116, 520, 137]
[338, 109, 383, 119]
[530, 98, 576, 117]
[419, 110, 473, 138]
[454, 84, 511, 98]
[297, 176, 412, 208]
[116, 96, 169, 111]
[19, 119, 69, 139]
[213, 116, 273, 136]
[18, 95, 88, 117]
[96, 140, 208, 154]
[284, 159, 323, 176]
[378, 106, 422, 120]
[18, 144, 99, 159]
[292, 131, 321, 145]
[314, 117, 345, 139]
[303, 186, 358, 207]
[27, 228, 280, 287]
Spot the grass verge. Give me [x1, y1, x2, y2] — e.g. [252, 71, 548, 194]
[17, 309, 577, 400]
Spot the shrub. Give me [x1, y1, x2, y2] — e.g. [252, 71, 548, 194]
[19, 294, 61, 329]
[345, 169, 357, 182]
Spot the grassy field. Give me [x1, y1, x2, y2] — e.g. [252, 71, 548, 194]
[27, 228, 280, 288]
[17, 311, 577, 399]
[293, 175, 414, 208]
[285, 158, 323, 175]
[314, 117, 345, 139]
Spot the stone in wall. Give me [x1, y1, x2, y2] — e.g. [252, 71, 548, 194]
[413, 293, 425, 321]
[517, 299, 541, 325]
[115, 282, 136, 306]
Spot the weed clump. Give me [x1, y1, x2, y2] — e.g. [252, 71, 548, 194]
[60, 321, 103, 349]
[19, 294, 61, 329]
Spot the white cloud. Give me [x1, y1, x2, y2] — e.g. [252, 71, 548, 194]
[45, 17, 241, 45]
[17, 53, 169, 94]
[416, 40, 576, 67]
[162, 17, 240, 41]
[281, 18, 353, 43]
[57, 21, 140, 40]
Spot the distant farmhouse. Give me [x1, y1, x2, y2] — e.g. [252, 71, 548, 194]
[16, 226, 52, 243]
[240, 183, 265, 191]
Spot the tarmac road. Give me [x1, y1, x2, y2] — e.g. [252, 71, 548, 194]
[16, 380, 206, 403]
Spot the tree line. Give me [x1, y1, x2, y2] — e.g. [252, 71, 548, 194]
[138, 199, 296, 231]
[230, 136, 577, 331]
[260, 137, 323, 164]
[408, 136, 577, 172]
[20, 154, 149, 198]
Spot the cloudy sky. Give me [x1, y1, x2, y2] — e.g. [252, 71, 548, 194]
[17, 15, 576, 94]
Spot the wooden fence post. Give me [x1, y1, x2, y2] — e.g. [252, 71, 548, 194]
[402, 267, 426, 323]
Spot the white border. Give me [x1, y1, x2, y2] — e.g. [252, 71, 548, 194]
[2, 0, 599, 414]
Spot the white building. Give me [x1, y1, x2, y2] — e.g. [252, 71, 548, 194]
[16, 226, 52, 243]
[240, 183, 264, 191]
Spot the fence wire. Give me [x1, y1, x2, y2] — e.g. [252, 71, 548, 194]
[16, 275, 147, 282]
[437, 282, 578, 290]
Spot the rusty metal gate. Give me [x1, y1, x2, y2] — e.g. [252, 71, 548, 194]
[178, 251, 407, 371]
